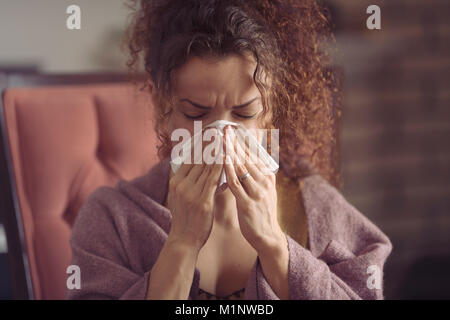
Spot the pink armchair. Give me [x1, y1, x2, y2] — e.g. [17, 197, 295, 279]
[0, 73, 159, 299]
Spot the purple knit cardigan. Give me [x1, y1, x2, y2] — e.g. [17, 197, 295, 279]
[67, 158, 392, 300]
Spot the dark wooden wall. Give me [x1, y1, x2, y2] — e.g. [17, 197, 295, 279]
[325, 0, 450, 299]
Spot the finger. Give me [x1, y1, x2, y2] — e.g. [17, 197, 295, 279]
[201, 160, 223, 198]
[172, 128, 202, 180]
[186, 161, 206, 184]
[171, 161, 194, 185]
[233, 131, 265, 182]
[196, 162, 213, 190]
[223, 154, 248, 202]
[224, 127, 246, 169]
[224, 127, 262, 187]
[233, 159, 260, 198]
[223, 126, 235, 162]
[224, 126, 267, 190]
[237, 129, 275, 177]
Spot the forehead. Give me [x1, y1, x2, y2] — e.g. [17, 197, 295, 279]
[172, 54, 259, 101]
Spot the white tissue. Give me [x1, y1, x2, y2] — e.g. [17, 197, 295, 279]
[170, 120, 279, 188]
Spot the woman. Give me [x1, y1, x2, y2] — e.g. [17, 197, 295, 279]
[67, 0, 392, 300]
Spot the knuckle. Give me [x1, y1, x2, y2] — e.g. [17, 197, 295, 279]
[230, 178, 241, 188]
[199, 202, 211, 214]
[174, 183, 184, 195]
[184, 193, 195, 206]
[206, 180, 216, 190]
[242, 201, 253, 213]
[269, 173, 276, 184]
[253, 190, 264, 201]
[200, 203, 211, 213]
[261, 178, 271, 189]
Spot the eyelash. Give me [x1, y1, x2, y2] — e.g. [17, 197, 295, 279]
[183, 113, 257, 120]
[235, 113, 257, 119]
[183, 113, 206, 120]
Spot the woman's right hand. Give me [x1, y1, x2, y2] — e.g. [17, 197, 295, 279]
[166, 159, 223, 252]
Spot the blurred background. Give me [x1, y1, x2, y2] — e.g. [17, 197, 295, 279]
[0, 0, 449, 299]
[324, 0, 450, 299]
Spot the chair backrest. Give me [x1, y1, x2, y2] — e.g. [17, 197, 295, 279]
[0, 73, 159, 299]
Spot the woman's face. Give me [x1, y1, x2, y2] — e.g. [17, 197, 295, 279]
[166, 54, 270, 142]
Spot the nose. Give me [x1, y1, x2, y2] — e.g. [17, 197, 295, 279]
[202, 110, 236, 129]
[211, 111, 234, 125]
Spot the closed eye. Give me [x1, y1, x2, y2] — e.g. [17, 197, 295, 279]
[183, 113, 207, 120]
[233, 112, 258, 119]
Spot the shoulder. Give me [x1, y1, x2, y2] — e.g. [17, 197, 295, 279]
[75, 157, 171, 223]
[301, 174, 392, 256]
[70, 185, 125, 243]
[71, 158, 172, 246]
[73, 183, 132, 228]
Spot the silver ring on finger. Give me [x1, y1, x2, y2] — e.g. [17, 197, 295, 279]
[239, 172, 251, 182]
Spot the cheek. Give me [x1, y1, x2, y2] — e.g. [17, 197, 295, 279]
[167, 113, 199, 151]
[242, 120, 268, 145]
[168, 113, 195, 135]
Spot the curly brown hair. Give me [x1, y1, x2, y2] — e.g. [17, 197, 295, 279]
[123, 0, 341, 189]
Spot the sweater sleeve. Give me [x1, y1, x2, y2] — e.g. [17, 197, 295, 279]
[246, 231, 391, 300]
[246, 184, 393, 300]
[66, 190, 151, 300]
[284, 233, 391, 300]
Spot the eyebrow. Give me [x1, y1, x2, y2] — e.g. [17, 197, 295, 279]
[179, 97, 259, 110]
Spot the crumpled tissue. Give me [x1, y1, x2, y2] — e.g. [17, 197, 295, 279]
[170, 120, 279, 188]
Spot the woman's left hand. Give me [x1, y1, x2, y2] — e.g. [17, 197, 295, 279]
[223, 127, 287, 255]
[223, 126, 290, 299]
